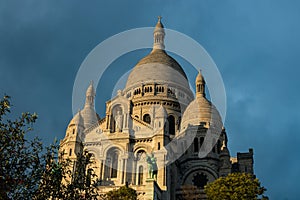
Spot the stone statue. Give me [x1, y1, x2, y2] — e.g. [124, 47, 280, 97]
[146, 153, 158, 180]
[115, 110, 123, 132]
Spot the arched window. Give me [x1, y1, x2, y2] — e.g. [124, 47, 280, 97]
[194, 138, 199, 153]
[111, 152, 118, 178]
[105, 148, 121, 180]
[138, 166, 143, 185]
[143, 114, 151, 124]
[200, 137, 204, 147]
[168, 115, 175, 135]
[69, 149, 72, 156]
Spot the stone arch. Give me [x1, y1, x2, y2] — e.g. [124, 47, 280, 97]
[102, 144, 125, 158]
[83, 147, 101, 161]
[106, 96, 131, 132]
[134, 149, 147, 185]
[133, 145, 151, 156]
[107, 95, 130, 114]
[104, 147, 122, 179]
[181, 166, 218, 187]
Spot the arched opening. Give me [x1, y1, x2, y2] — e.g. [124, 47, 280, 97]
[105, 148, 120, 179]
[136, 150, 146, 185]
[143, 114, 151, 124]
[194, 138, 199, 153]
[177, 116, 181, 130]
[200, 137, 204, 147]
[138, 166, 143, 185]
[168, 115, 175, 135]
[111, 152, 118, 178]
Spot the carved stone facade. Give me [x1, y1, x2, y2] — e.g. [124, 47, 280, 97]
[60, 18, 254, 200]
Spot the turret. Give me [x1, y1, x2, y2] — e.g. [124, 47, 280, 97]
[84, 81, 96, 109]
[80, 81, 99, 129]
[154, 105, 167, 132]
[61, 110, 84, 161]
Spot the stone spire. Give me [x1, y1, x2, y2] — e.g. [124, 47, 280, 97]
[84, 81, 96, 108]
[153, 16, 165, 50]
[195, 70, 206, 98]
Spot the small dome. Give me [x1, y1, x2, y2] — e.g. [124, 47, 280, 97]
[68, 108, 99, 129]
[68, 111, 84, 127]
[80, 107, 99, 128]
[180, 96, 222, 130]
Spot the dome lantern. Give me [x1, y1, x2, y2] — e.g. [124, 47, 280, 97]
[196, 70, 206, 98]
[153, 16, 165, 50]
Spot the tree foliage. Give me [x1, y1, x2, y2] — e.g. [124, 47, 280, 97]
[204, 173, 268, 200]
[0, 95, 99, 199]
[0, 95, 41, 199]
[34, 145, 100, 200]
[104, 185, 137, 200]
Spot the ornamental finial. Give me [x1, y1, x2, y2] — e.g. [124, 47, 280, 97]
[158, 16, 162, 22]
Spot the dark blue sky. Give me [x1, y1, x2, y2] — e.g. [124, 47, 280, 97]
[1, 1, 300, 199]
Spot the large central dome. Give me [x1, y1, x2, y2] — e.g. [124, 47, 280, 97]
[136, 49, 187, 79]
[125, 18, 190, 93]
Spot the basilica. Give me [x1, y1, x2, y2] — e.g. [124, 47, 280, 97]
[60, 18, 254, 200]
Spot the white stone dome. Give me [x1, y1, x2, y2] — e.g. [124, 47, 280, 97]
[125, 49, 190, 91]
[80, 107, 100, 128]
[180, 96, 222, 130]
